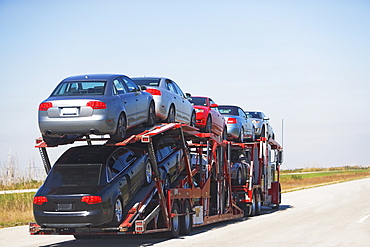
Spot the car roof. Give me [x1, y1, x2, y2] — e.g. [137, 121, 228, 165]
[55, 145, 125, 165]
[62, 74, 127, 82]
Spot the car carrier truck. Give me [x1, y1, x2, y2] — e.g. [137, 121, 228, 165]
[30, 123, 283, 238]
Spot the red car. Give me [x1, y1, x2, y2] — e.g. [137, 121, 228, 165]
[189, 96, 225, 137]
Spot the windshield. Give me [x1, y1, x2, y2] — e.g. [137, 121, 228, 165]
[44, 164, 102, 188]
[246, 112, 262, 118]
[132, 79, 160, 87]
[189, 97, 207, 106]
[51, 81, 106, 96]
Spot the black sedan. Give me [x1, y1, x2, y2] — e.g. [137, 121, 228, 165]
[33, 145, 153, 228]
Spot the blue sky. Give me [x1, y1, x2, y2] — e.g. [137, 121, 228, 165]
[0, 0, 369, 175]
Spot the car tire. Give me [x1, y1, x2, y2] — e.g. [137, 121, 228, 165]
[166, 105, 176, 123]
[237, 127, 244, 143]
[169, 203, 180, 238]
[110, 197, 123, 226]
[111, 113, 127, 142]
[204, 115, 212, 133]
[144, 160, 153, 185]
[180, 200, 192, 235]
[143, 102, 156, 127]
[190, 111, 196, 127]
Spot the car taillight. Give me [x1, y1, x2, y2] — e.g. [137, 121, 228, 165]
[227, 118, 237, 124]
[86, 101, 107, 109]
[33, 196, 48, 205]
[145, 88, 161, 96]
[81, 196, 102, 204]
[39, 102, 53, 111]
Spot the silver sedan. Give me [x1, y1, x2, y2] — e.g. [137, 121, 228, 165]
[132, 77, 196, 126]
[38, 74, 155, 145]
[218, 105, 255, 142]
[245, 111, 274, 139]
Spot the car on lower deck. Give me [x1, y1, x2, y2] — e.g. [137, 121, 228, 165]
[38, 74, 155, 146]
[132, 77, 196, 126]
[188, 96, 225, 137]
[33, 145, 153, 228]
[218, 105, 255, 142]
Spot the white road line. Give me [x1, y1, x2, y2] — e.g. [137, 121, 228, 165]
[358, 214, 370, 223]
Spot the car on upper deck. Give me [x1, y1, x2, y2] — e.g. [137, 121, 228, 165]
[218, 105, 255, 142]
[132, 77, 196, 127]
[38, 74, 155, 146]
[188, 96, 225, 137]
[245, 111, 274, 139]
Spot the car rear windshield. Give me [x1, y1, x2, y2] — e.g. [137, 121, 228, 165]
[189, 97, 206, 106]
[218, 106, 237, 115]
[43, 164, 102, 188]
[246, 112, 262, 118]
[51, 81, 106, 96]
[132, 79, 160, 87]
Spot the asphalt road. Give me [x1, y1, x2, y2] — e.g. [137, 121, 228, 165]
[1, 178, 369, 247]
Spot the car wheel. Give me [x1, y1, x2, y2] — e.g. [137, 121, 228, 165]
[190, 111, 196, 127]
[236, 127, 244, 143]
[144, 160, 153, 185]
[180, 200, 192, 235]
[169, 203, 180, 237]
[143, 102, 156, 127]
[204, 115, 212, 133]
[111, 113, 127, 142]
[221, 127, 227, 141]
[234, 168, 243, 185]
[166, 105, 176, 123]
[251, 127, 256, 142]
[162, 175, 170, 194]
[110, 197, 123, 226]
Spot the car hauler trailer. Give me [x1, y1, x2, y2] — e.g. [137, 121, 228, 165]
[30, 123, 283, 238]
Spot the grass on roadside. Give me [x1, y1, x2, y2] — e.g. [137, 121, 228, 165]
[0, 180, 43, 191]
[0, 192, 35, 228]
[280, 167, 370, 191]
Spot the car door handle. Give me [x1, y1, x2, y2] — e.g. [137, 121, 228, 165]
[124, 100, 127, 104]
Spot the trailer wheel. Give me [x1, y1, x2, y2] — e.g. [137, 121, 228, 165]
[255, 191, 261, 215]
[170, 203, 180, 238]
[237, 202, 251, 217]
[180, 200, 192, 235]
[110, 197, 123, 226]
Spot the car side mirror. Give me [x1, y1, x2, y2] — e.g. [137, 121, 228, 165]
[263, 116, 270, 120]
[140, 85, 147, 90]
[185, 93, 191, 98]
[210, 103, 218, 108]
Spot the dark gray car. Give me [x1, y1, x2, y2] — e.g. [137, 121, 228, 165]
[38, 74, 156, 145]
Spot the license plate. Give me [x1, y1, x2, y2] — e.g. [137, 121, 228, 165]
[57, 203, 73, 211]
[61, 107, 78, 116]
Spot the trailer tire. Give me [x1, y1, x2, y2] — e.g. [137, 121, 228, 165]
[255, 191, 261, 215]
[237, 202, 251, 217]
[180, 200, 192, 235]
[169, 203, 180, 238]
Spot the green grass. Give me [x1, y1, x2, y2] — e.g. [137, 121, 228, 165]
[0, 192, 35, 228]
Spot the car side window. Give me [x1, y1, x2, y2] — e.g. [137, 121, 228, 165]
[113, 79, 128, 95]
[166, 80, 178, 94]
[157, 137, 177, 161]
[238, 108, 246, 118]
[172, 81, 186, 98]
[114, 148, 136, 169]
[107, 156, 124, 181]
[122, 77, 139, 92]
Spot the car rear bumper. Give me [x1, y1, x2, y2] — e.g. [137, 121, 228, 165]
[39, 115, 115, 136]
[34, 209, 109, 227]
